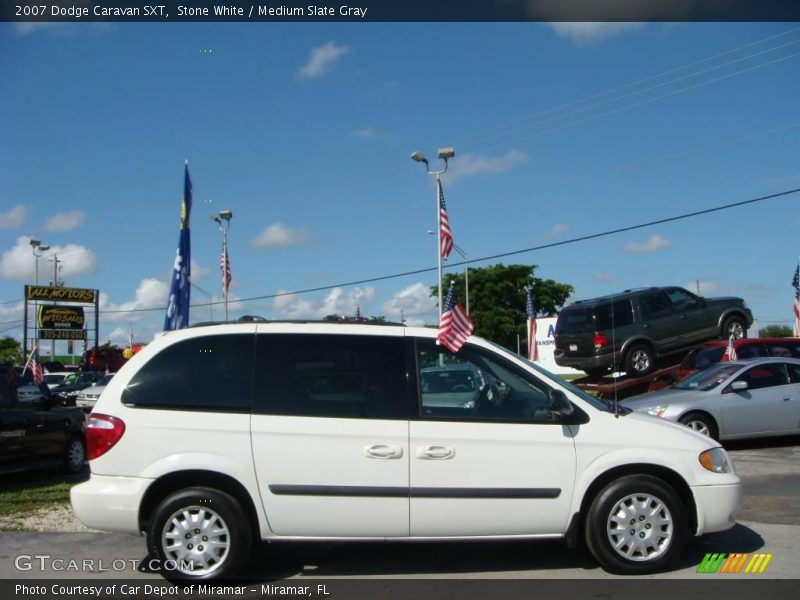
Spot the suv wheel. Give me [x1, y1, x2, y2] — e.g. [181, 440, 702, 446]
[62, 436, 85, 474]
[146, 487, 252, 581]
[624, 344, 654, 377]
[722, 316, 747, 340]
[585, 475, 688, 574]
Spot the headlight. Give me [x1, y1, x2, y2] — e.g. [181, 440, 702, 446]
[699, 447, 732, 473]
[644, 405, 668, 418]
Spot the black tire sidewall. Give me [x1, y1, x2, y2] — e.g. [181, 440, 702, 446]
[146, 487, 252, 581]
[585, 475, 688, 574]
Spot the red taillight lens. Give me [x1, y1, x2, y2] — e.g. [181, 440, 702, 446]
[86, 414, 126, 460]
[593, 333, 609, 348]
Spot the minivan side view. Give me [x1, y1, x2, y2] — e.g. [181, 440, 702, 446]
[554, 287, 753, 377]
[71, 322, 740, 580]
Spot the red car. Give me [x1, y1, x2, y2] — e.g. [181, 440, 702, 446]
[677, 337, 800, 380]
[79, 347, 126, 373]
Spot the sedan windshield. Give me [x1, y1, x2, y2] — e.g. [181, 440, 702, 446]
[674, 363, 741, 391]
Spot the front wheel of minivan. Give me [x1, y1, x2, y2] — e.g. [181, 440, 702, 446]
[146, 487, 252, 581]
[584, 475, 688, 574]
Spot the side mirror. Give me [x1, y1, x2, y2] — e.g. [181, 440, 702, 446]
[730, 380, 748, 392]
[548, 389, 574, 416]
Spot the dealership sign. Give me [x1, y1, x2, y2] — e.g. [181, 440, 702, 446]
[37, 305, 84, 330]
[38, 329, 87, 340]
[25, 285, 96, 303]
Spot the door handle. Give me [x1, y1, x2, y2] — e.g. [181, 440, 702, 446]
[416, 445, 455, 460]
[783, 398, 790, 402]
[364, 444, 403, 459]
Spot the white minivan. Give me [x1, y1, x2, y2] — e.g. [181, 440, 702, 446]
[71, 321, 740, 580]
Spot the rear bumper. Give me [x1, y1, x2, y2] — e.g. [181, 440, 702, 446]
[71, 474, 153, 534]
[554, 350, 617, 371]
[692, 482, 741, 535]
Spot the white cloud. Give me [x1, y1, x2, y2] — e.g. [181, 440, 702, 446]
[251, 223, 311, 249]
[380, 282, 438, 326]
[352, 126, 378, 140]
[623, 234, 671, 254]
[190, 260, 210, 281]
[549, 22, 643, 45]
[99, 278, 170, 322]
[0, 205, 25, 229]
[272, 286, 374, 320]
[42, 210, 85, 232]
[443, 149, 529, 184]
[298, 41, 350, 79]
[594, 272, 616, 283]
[0, 236, 97, 281]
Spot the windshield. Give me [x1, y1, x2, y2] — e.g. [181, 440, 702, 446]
[674, 363, 741, 391]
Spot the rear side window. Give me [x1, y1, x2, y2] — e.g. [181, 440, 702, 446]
[252, 334, 408, 419]
[594, 300, 634, 330]
[691, 347, 725, 369]
[736, 344, 766, 359]
[766, 342, 800, 358]
[122, 334, 254, 411]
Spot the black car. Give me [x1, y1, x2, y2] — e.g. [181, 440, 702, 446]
[51, 371, 105, 405]
[554, 286, 753, 378]
[0, 365, 86, 475]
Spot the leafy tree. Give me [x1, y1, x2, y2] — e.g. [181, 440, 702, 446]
[432, 263, 573, 350]
[0, 336, 22, 365]
[758, 324, 794, 338]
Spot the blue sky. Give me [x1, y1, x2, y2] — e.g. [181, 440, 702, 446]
[1, 22, 799, 352]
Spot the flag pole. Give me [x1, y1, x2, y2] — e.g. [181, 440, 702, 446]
[436, 173, 443, 320]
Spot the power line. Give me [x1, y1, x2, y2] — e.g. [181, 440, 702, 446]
[93, 186, 800, 315]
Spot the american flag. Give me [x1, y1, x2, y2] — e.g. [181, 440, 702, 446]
[722, 335, 738, 362]
[25, 345, 44, 385]
[526, 286, 539, 362]
[438, 281, 474, 353]
[793, 263, 800, 337]
[220, 247, 232, 294]
[437, 178, 453, 260]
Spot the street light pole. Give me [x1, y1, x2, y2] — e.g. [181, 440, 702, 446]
[411, 147, 455, 319]
[29, 239, 49, 357]
[212, 210, 233, 321]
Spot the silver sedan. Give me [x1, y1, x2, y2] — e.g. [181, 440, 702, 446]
[624, 357, 800, 440]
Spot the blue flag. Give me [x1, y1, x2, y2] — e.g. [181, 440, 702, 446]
[163, 162, 192, 330]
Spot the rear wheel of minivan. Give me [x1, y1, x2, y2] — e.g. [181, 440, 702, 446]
[585, 475, 688, 574]
[146, 487, 252, 581]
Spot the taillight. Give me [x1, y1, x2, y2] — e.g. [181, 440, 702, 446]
[593, 333, 609, 348]
[86, 414, 126, 460]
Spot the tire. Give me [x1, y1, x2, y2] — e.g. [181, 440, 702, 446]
[722, 316, 747, 340]
[624, 344, 654, 377]
[678, 412, 718, 440]
[62, 436, 85, 474]
[146, 487, 252, 581]
[585, 475, 688, 574]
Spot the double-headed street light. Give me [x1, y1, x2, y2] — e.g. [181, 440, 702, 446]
[411, 147, 455, 318]
[211, 210, 233, 321]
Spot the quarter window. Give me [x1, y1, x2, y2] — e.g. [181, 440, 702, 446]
[252, 334, 408, 419]
[122, 334, 254, 411]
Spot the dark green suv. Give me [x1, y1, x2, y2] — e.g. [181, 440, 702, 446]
[553, 287, 753, 378]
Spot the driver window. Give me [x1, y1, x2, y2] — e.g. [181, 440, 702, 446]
[735, 364, 790, 391]
[416, 339, 557, 423]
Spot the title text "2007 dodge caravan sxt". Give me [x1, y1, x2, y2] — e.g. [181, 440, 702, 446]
[71, 321, 740, 580]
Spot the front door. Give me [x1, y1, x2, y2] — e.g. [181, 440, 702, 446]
[250, 330, 411, 537]
[409, 339, 577, 537]
[722, 363, 800, 436]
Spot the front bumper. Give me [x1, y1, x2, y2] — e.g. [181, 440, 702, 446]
[71, 474, 153, 534]
[692, 482, 741, 535]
